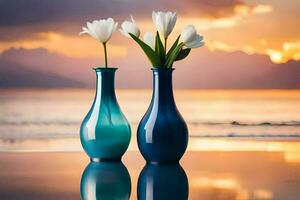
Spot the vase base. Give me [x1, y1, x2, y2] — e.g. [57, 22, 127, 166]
[91, 157, 121, 162]
[148, 161, 179, 165]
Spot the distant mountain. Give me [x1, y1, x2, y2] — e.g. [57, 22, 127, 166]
[0, 48, 94, 84]
[0, 47, 299, 88]
[0, 59, 84, 88]
[173, 49, 300, 89]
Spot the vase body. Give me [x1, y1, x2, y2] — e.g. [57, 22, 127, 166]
[80, 68, 131, 161]
[137, 164, 189, 199]
[137, 68, 188, 164]
[80, 161, 131, 200]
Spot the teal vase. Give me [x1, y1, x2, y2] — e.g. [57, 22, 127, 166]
[80, 161, 131, 200]
[80, 67, 131, 162]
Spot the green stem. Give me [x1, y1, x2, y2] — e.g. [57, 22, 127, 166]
[164, 37, 167, 52]
[103, 43, 108, 68]
[164, 37, 168, 68]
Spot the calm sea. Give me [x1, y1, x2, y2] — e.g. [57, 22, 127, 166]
[0, 89, 300, 151]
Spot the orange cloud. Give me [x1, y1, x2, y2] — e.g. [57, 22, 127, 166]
[252, 4, 273, 14]
[0, 32, 127, 59]
[1, 3, 297, 65]
[206, 39, 300, 64]
[266, 42, 300, 63]
[234, 4, 273, 16]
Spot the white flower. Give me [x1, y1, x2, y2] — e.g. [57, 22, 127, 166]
[143, 32, 155, 50]
[152, 11, 177, 39]
[180, 25, 204, 48]
[79, 18, 118, 43]
[119, 16, 140, 38]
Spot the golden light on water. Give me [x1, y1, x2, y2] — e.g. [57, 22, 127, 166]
[191, 176, 274, 200]
[188, 139, 300, 152]
[252, 189, 273, 200]
[284, 152, 300, 163]
[2, 137, 300, 164]
[193, 177, 239, 189]
[189, 139, 300, 163]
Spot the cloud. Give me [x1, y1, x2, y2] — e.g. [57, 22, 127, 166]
[0, 0, 247, 43]
[252, 4, 273, 14]
[0, 0, 245, 29]
[3, 1, 300, 65]
[206, 39, 300, 64]
[0, 32, 127, 58]
[234, 4, 273, 16]
[0, 1, 274, 43]
[267, 41, 300, 63]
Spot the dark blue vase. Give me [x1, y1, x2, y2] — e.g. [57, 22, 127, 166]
[80, 161, 131, 200]
[80, 68, 131, 162]
[137, 164, 189, 200]
[137, 68, 188, 164]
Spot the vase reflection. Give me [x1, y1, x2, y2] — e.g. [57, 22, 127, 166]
[137, 164, 189, 200]
[80, 161, 131, 200]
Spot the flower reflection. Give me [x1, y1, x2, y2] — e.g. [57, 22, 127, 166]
[80, 161, 131, 200]
[137, 164, 189, 200]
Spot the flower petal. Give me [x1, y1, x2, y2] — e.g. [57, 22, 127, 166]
[152, 11, 158, 26]
[86, 22, 98, 39]
[80, 18, 117, 43]
[185, 35, 204, 48]
[152, 11, 176, 39]
[181, 25, 198, 44]
[143, 32, 155, 50]
[120, 16, 140, 38]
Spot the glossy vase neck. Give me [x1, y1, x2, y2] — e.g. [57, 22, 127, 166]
[151, 68, 175, 106]
[94, 67, 117, 101]
[137, 67, 188, 164]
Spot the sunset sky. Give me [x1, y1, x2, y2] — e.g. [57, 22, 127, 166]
[0, 0, 299, 88]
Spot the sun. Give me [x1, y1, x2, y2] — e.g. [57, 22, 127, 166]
[268, 50, 283, 64]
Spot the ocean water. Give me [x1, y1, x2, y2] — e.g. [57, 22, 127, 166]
[1, 89, 300, 141]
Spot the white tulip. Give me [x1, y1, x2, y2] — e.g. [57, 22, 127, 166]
[120, 16, 140, 38]
[180, 25, 204, 48]
[79, 18, 118, 43]
[80, 18, 118, 67]
[152, 11, 177, 39]
[143, 32, 155, 50]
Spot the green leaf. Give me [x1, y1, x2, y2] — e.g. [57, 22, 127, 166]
[175, 48, 191, 61]
[166, 35, 180, 58]
[164, 43, 184, 68]
[155, 31, 165, 65]
[129, 33, 161, 67]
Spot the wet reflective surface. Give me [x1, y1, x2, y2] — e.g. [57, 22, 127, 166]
[80, 161, 131, 200]
[1, 139, 300, 200]
[137, 163, 188, 200]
